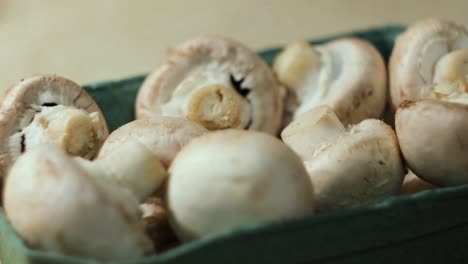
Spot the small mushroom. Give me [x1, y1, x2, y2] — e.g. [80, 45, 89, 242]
[389, 18, 468, 111]
[97, 117, 207, 168]
[75, 140, 167, 202]
[0, 75, 109, 178]
[136, 36, 285, 134]
[281, 107, 405, 212]
[395, 84, 468, 186]
[3, 144, 154, 261]
[167, 129, 314, 241]
[96, 117, 203, 250]
[273, 38, 387, 126]
[400, 170, 437, 195]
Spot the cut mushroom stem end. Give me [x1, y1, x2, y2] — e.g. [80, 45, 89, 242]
[13, 105, 102, 159]
[186, 84, 250, 130]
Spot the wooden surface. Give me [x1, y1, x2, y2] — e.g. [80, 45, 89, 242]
[0, 0, 467, 90]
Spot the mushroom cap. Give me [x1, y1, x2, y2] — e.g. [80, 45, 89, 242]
[273, 38, 387, 126]
[167, 129, 314, 241]
[400, 170, 437, 195]
[389, 18, 468, 111]
[305, 119, 405, 212]
[97, 117, 207, 167]
[395, 99, 468, 186]
[135, 36, 285, 134]
[2, 144, 153, 261]
[0, 75, 109, 177]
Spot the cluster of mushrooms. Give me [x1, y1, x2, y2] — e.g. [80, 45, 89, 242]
[0, 18, 467, 261]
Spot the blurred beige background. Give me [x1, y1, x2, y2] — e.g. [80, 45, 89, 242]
[0, 0, 467, 90]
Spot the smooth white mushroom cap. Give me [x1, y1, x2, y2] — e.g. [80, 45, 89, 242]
[3, 144, 153, 261]
[167, 129, 314, 241]
[396, 98, 468, 186]
[304, 119, 405, 212]
[273, 38, 387, 126]
[97, 117, 207, 168]
[136, 36, 284, 134]
[389, 18, 468, 111]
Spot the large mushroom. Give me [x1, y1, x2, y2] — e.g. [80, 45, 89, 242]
[389, 18, 468, 111]
[167, 129, 314, 241]
[273, 38, 387, 126]
[395, 83, 468, 186]
[0, 75, 109, 178]
[3, 144, 157, 261]
[281, 106, 405, 212]
[135, 36, 284, 134]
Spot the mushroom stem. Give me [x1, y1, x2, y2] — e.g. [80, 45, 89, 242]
[20, 105, 101, 158]
[281, 105, 345, 161]
[76, 140, 167, 202]
[429, 82, 468, 105]
[273, 41, 321, 89]
[434, 49, 468, 91]
[186, 84, 250, 130]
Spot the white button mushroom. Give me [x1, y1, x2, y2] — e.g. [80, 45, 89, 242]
[3, 144, 154, 261]
[395, 84, 468, 186]
[281, 106, 405, 212]
[0, 75, 109, 178]
[97, 117, 207, 168]
[96, 117, 205, 250]
[389, 18, 468, 111]
[273, 38, 387, 126]
[167, 129, 314, 241]
[136, 36, 285, 134]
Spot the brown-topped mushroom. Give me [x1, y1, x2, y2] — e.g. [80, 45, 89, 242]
[389, 18, 468, 111]
[0, 75, 108, 178]
[136, 36, 284, 134]
[273, 38, 387, 126]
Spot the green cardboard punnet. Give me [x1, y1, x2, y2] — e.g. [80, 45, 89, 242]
[3, 25, 468, 264]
